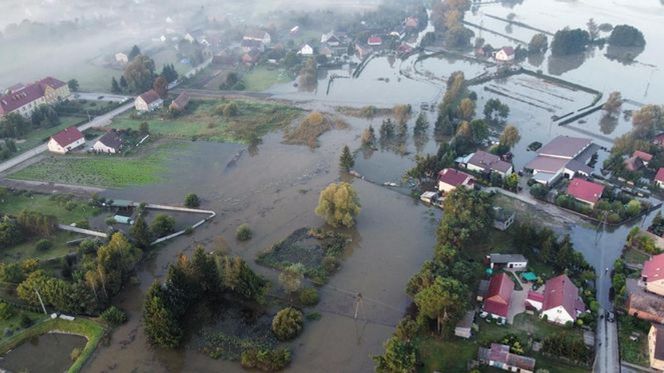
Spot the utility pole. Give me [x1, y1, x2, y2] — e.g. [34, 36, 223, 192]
[353, 292, 363, 319]
[35, 289, 48, 315]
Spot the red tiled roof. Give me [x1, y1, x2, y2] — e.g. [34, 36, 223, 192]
[51, 126, 83, 147]
[438, 168, 474, 187]
[656, 168, 664, 183]
[542, 274, 581, 319]
[642, 253, 664, 283]
[527, 290, 544, 303]
[170, 92, 190, 110]
[501, 46, 515, 56]
[567, 177, 604, 204]
[484, 273, 514, 318]
[39, 76, 66, 90]
[633, 150, 653, 162]
[481, 343, 536, 371]
[368, 36, 383, 45]
[0, 77, 67, 115]
[139, 90, 161, 105]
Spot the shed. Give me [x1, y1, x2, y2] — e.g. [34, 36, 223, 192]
[521, 272, 537, 282]
[113, 215, 134, 225]
[454, 310, 475, 339]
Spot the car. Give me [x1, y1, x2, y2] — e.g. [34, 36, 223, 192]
[479, 311, 488, 319]
[607, 311, 615, 322]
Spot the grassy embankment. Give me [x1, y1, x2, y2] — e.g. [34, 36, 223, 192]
[8, 142, 182, 188]
[109, 99, 301, 143]
[0, 317, 106, 373]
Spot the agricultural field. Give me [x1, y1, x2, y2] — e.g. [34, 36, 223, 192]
[243, 66, 291, 91]
[109, 99, 302, 143]
[8, 142, 183, 188]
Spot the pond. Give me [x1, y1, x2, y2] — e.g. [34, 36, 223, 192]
[0, 333, 87, 373]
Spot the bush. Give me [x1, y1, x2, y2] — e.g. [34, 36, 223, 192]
[101, 305, 128, 326]
[35, 239, 53, 252]
[75, 220, 90, 229]
[322, 256, 339, 274]
[272, 307, 304, 341]
[70, 347, 82, 362]
[20, 314, 32, 328]
[0, 302, 14, 320]
[184, 193, 201, 208]
[306, 312, 321, 321]
[150, 214, 176, 238]
[298, 287, 319, 306]
[236, 224, 252, 241]
[241, 347, 291, 371]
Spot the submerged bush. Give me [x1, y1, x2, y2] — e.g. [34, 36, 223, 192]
[240, 347, 291, 371]
[298, 287, 319, 306]
[101, 305, 128, 327]
[272, 307, 304, 341]
[236, 224, 252, 241]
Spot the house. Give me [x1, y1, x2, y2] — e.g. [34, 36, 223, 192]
[649, 325, 664, 371]
[541, 274, 585, 325]
[625, 150, 652, 172]
[367, 36, 383, 46]
[483, 273, 514, 321]
[355, 44, 373, 59]
[169, 92, 190, 112]
[642, 253, 664, 296]
[656, 168, 664, 188]
[492, 207, 515, 231]
[321, 31, 342, 47]
[241, 39, 265, 53]
[115, 52, 129, 65]
[242, 49, 261, 65]
[495, 47, 515, 62]
[319, 46, 333, 58]
[524, 136, 595, 185]
[465, 150, 513, 177]
[525, 290, 544, 312]
[437, 168, 475, 193]
[298, 44, 314, 56]
[566, 178, 605, 208]
[454, 310, 475, 339]
[0, 77, 70, 118]
[404, 16, 419, 30]
[93, 130, 123, 154]
[134, 90, 163, 112]
[478, 343, 536, 373]
[627, 278, 664, 323]
[477, 279, 490, 302]
[48, 126, 84, 154]
[243, 30, 271, 46]
[487, 253, 527, 270]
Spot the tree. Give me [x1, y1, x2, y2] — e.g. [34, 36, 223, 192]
[632, 105, 664, 139]
[236, 224, 252, 241]
[499, 125, 520, 148]
[339, 145, 354, 172]
[458, 98, 475, 121]
[586, 18, 599, 41]
[380, 119, 395, 139]
[469, 119, 488, 144]
[119, 76, 128, 90]
[373, 336, 416, 373]
[279, 263, 305, 296]
[139, 122, 149, 136]
[315, 182, 361, 228]
[150, 214, 176, 238]
[241, 348, 292, 371]
[123, 55, 156, 93]
[97, 233, 142, 295]
[361, 126, 377, 147]
[184, 193, 200, 208]
[626, 199, 641, 217]
[393, 104, 411, 125]
[67, 79, 79, 92]
[414, 276, 466, 333]
[111, 77, 121, 93]
[131, 215, 152, 248]
[143, 282, 183, 348]
[529, 33, 548, 53]
[128, 45, 141, 61]
[299, 57, 317, 91]
[603, 91, 622, 116]
[101, 305, 128, 326]
[413, 113, 429, 135]
[272, 307, 304, 341]
[160, 64, 179, 83]
[609, 25, 646, 47]
[153, 76, 168, 99]
[551, 28, 590, 56]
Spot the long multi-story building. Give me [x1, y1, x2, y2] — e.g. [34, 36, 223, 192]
[0, 77, 71, 118]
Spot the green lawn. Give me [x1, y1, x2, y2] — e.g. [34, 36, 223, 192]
[8, 143, 182, 188]
[0, 317, 106, 373]
[243, 66, 291, 91]
[1, 231, 83, 262]
[618, 314, 650, 367]
[418, 338, 477, 372]
[109, 99, 301, 144]
[14, 116, 85, 155]
[0, 310, 49, 344]
[0, 192, 99, 224]
[624, 247, 650, 266]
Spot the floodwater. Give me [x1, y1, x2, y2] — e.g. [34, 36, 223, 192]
[1, 333, 87, 373]
[83, 0, 664, 371]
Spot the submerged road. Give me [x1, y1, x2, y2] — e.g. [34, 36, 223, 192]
[0, 102, 134, 175]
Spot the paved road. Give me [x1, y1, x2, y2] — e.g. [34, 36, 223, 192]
[73, 92, 132, 102]
[0, 102, 134, 174]
[595, 307, 620, 373]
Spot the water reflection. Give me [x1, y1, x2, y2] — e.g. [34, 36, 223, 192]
[605, 45, 646, 64]
[527, 52, 545, 68]
[547, 52, 587, 75]
[599, 113, 619, 135]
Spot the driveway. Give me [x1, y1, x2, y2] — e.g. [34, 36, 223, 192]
[507, 270, 531, 324]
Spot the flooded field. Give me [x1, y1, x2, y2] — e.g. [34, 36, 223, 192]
[1, 333, 86, 373]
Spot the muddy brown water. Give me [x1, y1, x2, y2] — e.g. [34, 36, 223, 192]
[85, 114, 438, 372]
[1, 333, 87, 373]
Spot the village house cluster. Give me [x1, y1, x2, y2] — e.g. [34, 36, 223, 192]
[0, 77, 70, 118]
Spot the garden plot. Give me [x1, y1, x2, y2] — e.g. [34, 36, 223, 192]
[478, 74, 597, 117]
[256, 228, 348, 284]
